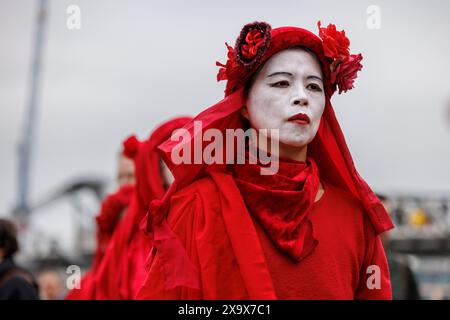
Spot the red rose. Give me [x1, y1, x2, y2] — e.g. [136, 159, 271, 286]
[332, 53, 363, 94]
[241, 29, 264, 59]
[122, 135, 140, 159]
[318, 21, 350, 62]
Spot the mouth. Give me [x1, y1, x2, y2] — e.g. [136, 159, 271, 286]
[288, 113, 311, 125]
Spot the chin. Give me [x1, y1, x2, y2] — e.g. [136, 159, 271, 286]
[278, 137, 310, 149]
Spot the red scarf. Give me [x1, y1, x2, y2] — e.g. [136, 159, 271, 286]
[94, 184, 134, 270]
[231, 153, 320, 261]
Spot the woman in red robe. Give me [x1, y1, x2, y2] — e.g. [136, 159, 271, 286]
[137, 21, 394, 300]
[92, 117, 192, 299]
[66, 151, 135, 300]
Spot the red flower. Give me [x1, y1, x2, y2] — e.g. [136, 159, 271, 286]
[123, 135, 140, 159]
[241, 29, 264, 59]
[215, 42, 249, 94]
[216, 22, 271, 95]
[234, 21, 271, 67]
[317, 21, 350, 62]
[216, 43, 237, 81]
[332, 53, 363, 94]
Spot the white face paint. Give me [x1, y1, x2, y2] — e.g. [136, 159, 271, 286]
[160, 159, 174, 188]
[117, 155, 135, 186]
[245, 48, 326, 157]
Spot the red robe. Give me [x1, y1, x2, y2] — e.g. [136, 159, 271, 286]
[137, 172, 391, 299]
[92, 118, 192, 299]
[65, 184, 134, 300]
[93, 195, 151, 299]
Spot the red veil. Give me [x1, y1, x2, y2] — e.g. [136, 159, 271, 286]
[142, 22, 394, 292]
[93, 117, 192, 299]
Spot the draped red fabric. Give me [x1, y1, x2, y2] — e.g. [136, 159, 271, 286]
[65, 184, 134, 300]
[137, 172, 392, 299]
[139, 23, 394, 296]
[93, 184, 135, 270]
[231, 154, 320, 261]
[92, 117, 192, 299]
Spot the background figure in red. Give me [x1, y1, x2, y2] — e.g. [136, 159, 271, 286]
[137, 21, 394, 300]
[93, 183, 134, 270]
[65, 144, 135, 299]
[93, 117, 192, 299]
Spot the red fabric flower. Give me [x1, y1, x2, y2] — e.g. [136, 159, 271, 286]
[216, 43, 237, 81]
[241, 29, 264, 59]
[234, 21, 271, 67]
[317, 21, 350, 62]
[216, 22, 271, 95]
[216, 42, 249, 95]
[122, 135, 140, 159]
[332, 53, 363, 94]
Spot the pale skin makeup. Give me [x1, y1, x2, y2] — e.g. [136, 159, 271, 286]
[242, 48, 326, 201]
[160, 160, 174, 190]
[117, 154, 136, 187]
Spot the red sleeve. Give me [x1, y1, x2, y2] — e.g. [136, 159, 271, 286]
[136, 190, 203, 300]
[355, 217, 392, 300]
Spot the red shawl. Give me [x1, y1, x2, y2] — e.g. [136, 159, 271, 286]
[137, 171, 391, 299]
[231, 153, 320, 261]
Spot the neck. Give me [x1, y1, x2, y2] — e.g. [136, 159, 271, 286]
[249, 131, 308, 163]
[257, 138, 308, 162]
[277, 143, 308, 162]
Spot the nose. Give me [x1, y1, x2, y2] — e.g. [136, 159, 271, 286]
[290, 86, 308, 107]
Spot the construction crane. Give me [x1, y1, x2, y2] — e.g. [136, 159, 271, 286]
[14, 0, 49, 222]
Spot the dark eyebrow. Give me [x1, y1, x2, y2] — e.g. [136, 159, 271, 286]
[267, 72, 323, 83]
[266, 71, 293, 78]
[307, 75, 323, 83]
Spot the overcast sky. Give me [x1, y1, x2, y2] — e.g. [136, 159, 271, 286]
[1, 0, 449, 252]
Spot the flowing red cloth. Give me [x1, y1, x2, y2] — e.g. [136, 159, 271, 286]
[231, 154, 320, 261]
[138, 23, 394, 297]
[92, 117, 192, 299]
[65, 184, 134, 300]
[93, 184, 135, 269]
[137, 172, 391, 299]
[253, 180, 392, 299]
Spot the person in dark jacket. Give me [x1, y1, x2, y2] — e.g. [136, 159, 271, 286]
[0, 218, 39, 300]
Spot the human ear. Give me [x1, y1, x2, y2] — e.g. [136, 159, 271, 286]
[240, 105, 249, 120]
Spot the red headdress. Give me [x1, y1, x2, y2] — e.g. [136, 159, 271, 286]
[115, 117, 194, 244]
[144, 21, 394, 290]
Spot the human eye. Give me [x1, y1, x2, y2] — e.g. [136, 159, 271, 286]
[270, 80, 290, 88]
[306, 83, 323, 92]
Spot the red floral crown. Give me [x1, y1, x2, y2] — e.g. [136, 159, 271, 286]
[216, 21, 363, 95]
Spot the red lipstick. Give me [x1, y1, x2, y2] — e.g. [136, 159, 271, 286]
[288, 113, 310, 125]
